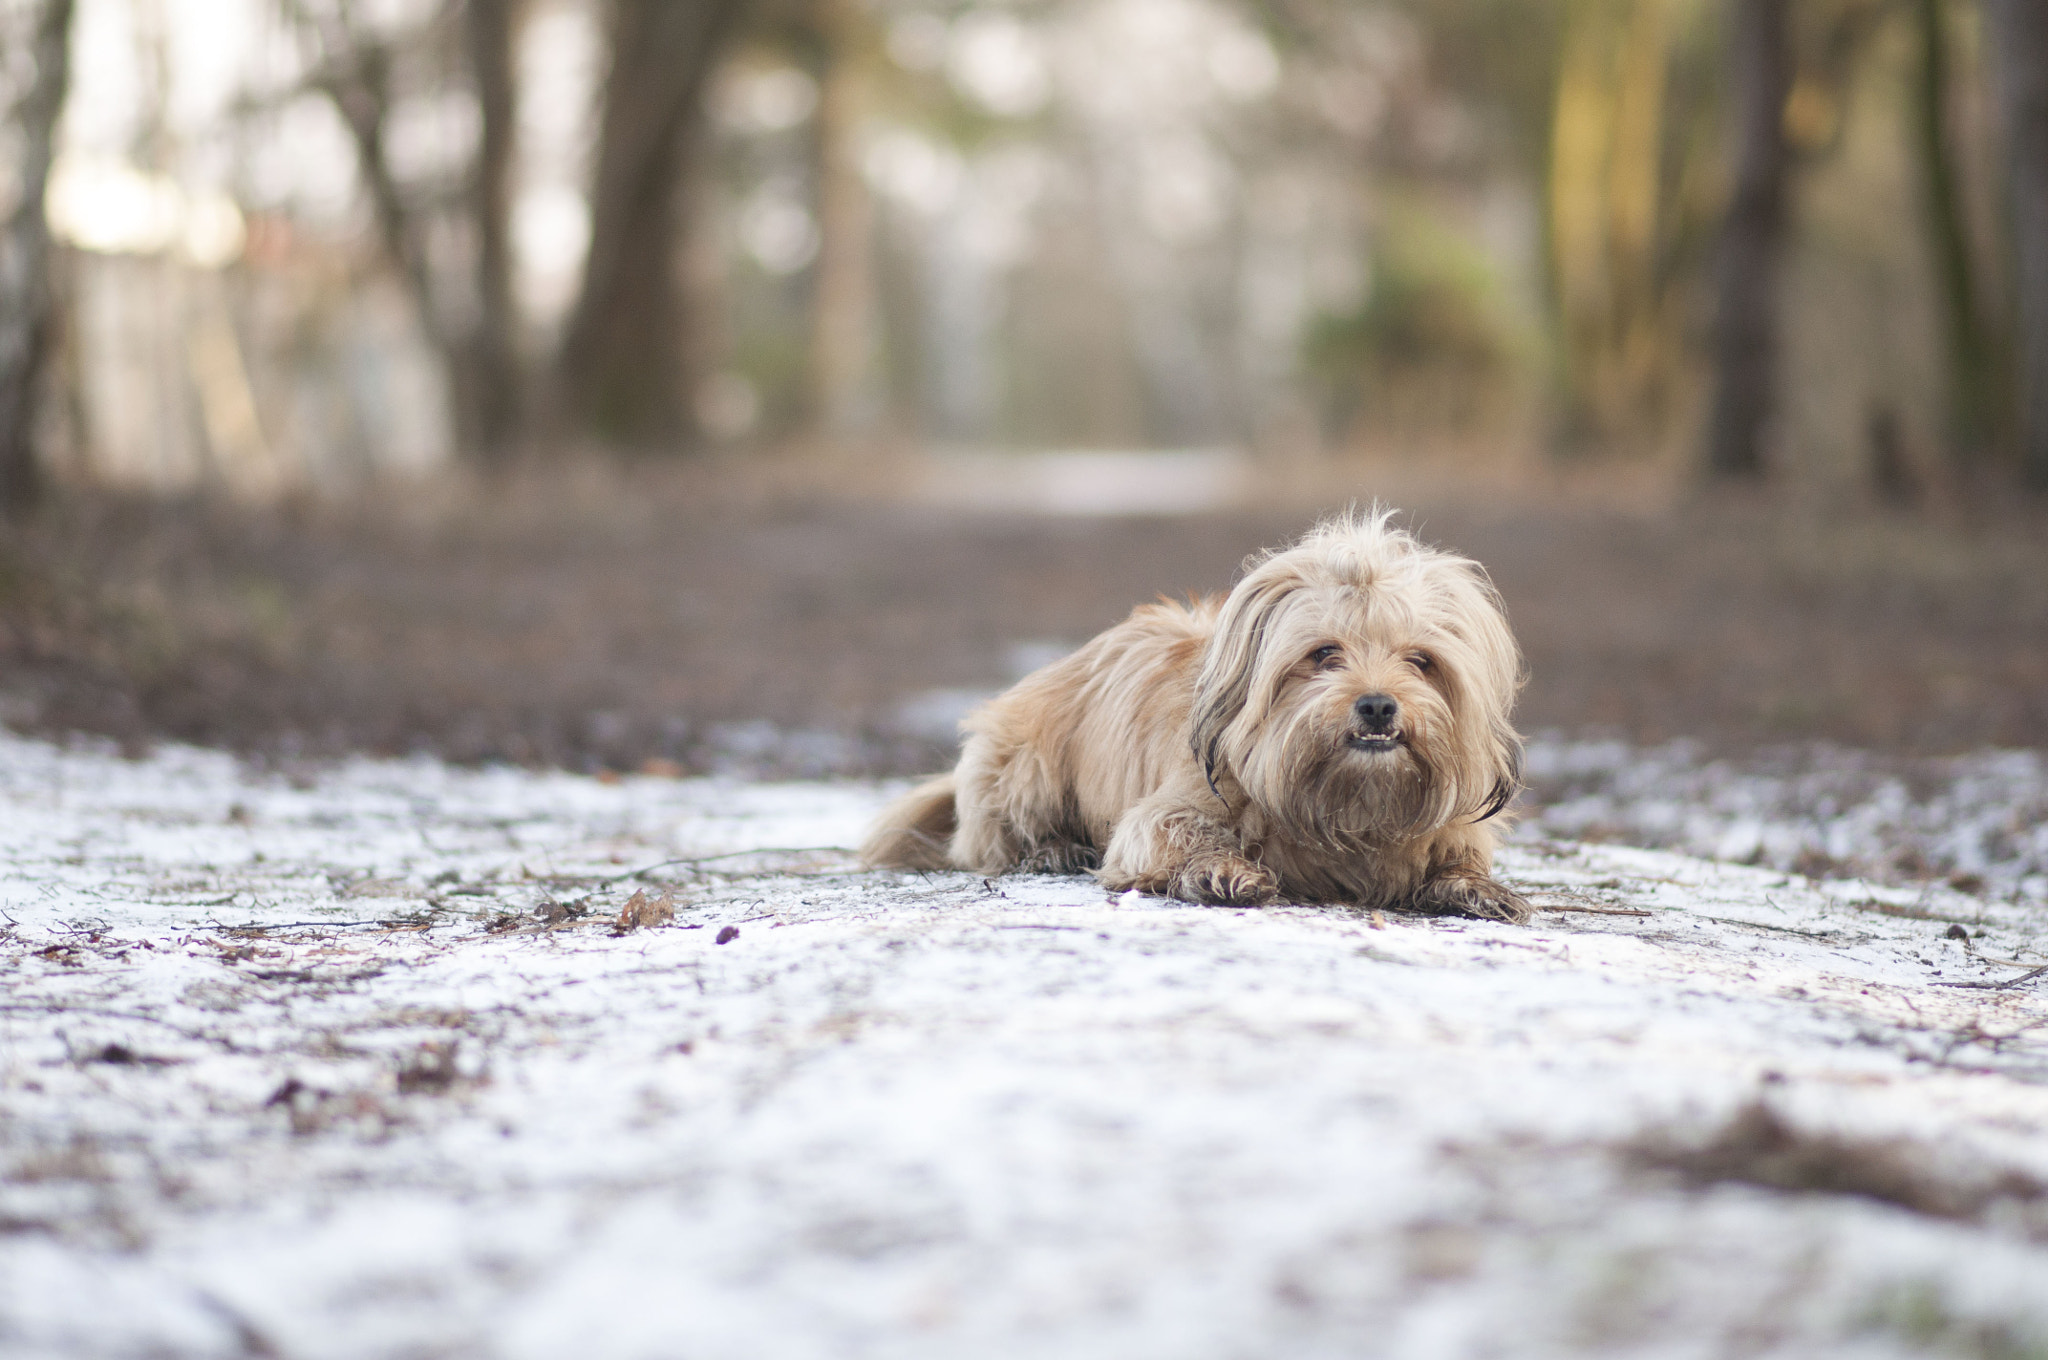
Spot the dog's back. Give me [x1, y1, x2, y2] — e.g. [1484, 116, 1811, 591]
[861, 597, 1217, 872]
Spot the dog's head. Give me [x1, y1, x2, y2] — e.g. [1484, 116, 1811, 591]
[1190, 507, 1524, 845]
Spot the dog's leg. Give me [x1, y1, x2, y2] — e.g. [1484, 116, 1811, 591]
[1019, 842, 1103, 873]
[1405, 862, 1531, 924]
[1100, 793, 1278, 906]
[948, 731, 1102, 874]
[950, 738, 1027, 872]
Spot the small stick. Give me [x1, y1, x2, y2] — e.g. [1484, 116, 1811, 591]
[1935, 965, 2048, 991]
[214, 920, 420, 931]
[1963, 939, 2045, 968]
[1700, 915, 1836, 939]
[0, 1003, 240, 1045]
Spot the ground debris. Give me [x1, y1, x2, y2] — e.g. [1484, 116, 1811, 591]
[612, 889, 677, 934]
[534, 899, 590, 928]
[395, 1041, 467, 1096]
[262, 1077, 397, 1138]
[261, 1078, 306, 1110]
[1848, 897, 1989, 928]
[1937, 964, 2048, 991]
[1632, 1100, 2046, 1222]
[79, 1042, 180, 1068]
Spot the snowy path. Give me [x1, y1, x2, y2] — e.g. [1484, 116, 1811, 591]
[3, 733, 2047, 1360]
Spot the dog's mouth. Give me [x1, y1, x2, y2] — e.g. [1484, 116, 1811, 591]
[1345, 730, 1404, 753]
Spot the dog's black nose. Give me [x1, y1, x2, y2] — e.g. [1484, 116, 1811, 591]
[1353, 693, 1399, 732]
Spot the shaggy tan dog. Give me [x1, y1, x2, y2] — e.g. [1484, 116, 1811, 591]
[861, 509, 1530, 922]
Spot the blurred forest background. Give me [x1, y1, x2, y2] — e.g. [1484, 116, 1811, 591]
[0, 0, 2044, 775]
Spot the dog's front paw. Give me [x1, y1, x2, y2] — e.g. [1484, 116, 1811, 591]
[1407, 871, 1530, 925]
[1172, 855, 1280, 906]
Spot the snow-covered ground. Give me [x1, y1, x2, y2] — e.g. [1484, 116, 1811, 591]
[1521, 736, 2048, 904]
[4, 730, 2047, 1360]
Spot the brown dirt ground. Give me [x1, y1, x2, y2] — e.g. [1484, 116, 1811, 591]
[3, 458, 2046, 775]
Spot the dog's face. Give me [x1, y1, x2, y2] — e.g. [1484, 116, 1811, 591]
[1191, 512, 1523, 846]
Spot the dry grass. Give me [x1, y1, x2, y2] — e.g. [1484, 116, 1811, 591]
[1633, 1098, 2045, 1223]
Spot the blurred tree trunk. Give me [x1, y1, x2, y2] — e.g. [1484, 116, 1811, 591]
[1704, 0, 1790, 479]
[1983, 0, 2048, 486]
[1547, 0, 1624, 443]
[461, 0, 523, 466]
[808, 0, 877, 439]
[1911, 0, 1999, 466]
[556, 0, 747, 450]
[1547, 0, 1688, 453]
[289, 0, 525, 466]
[0, 0, 75, 518]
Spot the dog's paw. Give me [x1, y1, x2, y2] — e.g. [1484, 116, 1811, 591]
[1097, 865, 1169, 896]
[1407, 872, 1530, 925]
[1172, 855, 1280, 906]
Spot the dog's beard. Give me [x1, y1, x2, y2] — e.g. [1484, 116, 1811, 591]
[1235, 703, 1450, 851]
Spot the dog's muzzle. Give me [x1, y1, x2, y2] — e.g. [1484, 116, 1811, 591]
[1347, 692, 1402, 751]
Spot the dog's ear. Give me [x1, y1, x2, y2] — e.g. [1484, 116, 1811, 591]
[1189, 573, 1293, 798]
[1430, 564, 1524, 826]
[1471, 730, 1523, 822]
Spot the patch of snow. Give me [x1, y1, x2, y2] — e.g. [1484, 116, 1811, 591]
[1521, 735, 2048, 905]
[2, 729, 2046, 1358]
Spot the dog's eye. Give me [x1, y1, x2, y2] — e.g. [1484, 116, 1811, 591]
[1408, 653, 1434, 673]
[1309, 645, 1343, 670]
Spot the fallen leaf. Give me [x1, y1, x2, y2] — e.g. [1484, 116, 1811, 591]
[614, 889, 677, 932]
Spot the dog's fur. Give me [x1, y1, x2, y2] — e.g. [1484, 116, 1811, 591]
[860, 509, 1530, 922]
